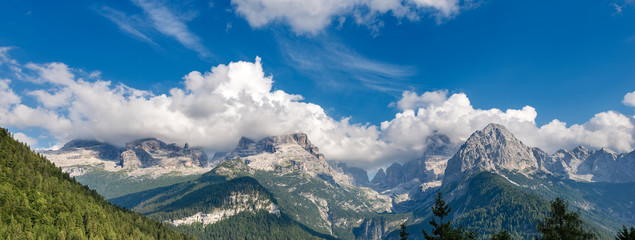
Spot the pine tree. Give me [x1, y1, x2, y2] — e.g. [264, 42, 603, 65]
[491, 230, 512, 240]
[423, 191, 477, 240]
[615, 225, 635, 240]
[537, 197, 595, 240]
[400, 222, 409, 240]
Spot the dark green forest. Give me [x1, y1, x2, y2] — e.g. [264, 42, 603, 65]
[174, 210, 334, 240]
[0, 128, 191, 239]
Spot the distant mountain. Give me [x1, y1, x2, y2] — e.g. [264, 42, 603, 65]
[368, 134, 458, 213]
[40, 138, 214, 199]
[371, 134, 457, 192]
[329, 161, 370, 187]
[121, 138, 209, 168]
[0, 128, 191, 239]
[549, 146, 635, 183]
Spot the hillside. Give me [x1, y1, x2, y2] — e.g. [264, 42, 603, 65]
[0, 128, 191, 239]
[111, 171, 334, 240]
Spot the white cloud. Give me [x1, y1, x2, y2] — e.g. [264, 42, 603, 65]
[1, 49, 635, 170]
[395, 90, 448, 110]
[624, 91, 635, 107]
[13, 132, 38, 146]
[131, 0, 210, 56]
[232, 0, 464, 34]
[282, 39, 416, 93]
[380, 92, 635, 154]
[98, 1, 208, 56]
[97, 6, 158, 46]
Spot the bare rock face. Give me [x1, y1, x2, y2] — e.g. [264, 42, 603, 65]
[224, 132, 351, 185]
[228, 133, 326, 161]
[120, 138, 208, 168]
[330, 162, 370, 187]
[443, 123, 541, 185]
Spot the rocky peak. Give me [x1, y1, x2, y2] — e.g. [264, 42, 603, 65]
[571, 146, 591, 160]
[224, 132, 351, 185]
[576, 148, 618, 178]
[443, 123, 540, 185]
[120, 138, 208, 168]
[59, 139, 123, 161]
[371, 168, 386, 184]
[228, 132, 325, 162]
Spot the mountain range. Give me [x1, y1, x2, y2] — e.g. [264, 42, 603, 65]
[29, 123, 635, 239]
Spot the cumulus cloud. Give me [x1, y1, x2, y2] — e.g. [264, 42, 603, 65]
[13, 132, 38, 146]
[624, 91, 635, 107]
[381, 93, 635, 154]
[232, 0, 464, 34]
[1, 49, 635, 170]
[394, 90, 448, 110]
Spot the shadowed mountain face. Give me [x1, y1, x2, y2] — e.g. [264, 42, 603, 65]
[371, 134, 458, 192]
[60, 139, 124, 160]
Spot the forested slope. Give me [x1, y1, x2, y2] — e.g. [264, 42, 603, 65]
[0, 128, 192, 239]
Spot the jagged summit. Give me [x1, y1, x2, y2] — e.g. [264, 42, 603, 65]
[227, 132, 326, 162]
[223, 132, 350, 185]
[443, 123, 540, 185]
[120, 138, 208, 168]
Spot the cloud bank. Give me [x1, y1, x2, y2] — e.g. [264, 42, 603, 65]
[1, 51, 634, 170]
[231, 0, 466, 34]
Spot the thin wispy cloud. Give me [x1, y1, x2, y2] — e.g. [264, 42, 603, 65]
[131, 0, 210, 57]
[98, 0, 209, 57]
[282, 38, 416, 93]
[97, 6, 158, 46]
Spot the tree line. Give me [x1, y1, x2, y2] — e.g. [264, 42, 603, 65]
[399, 192, 635, 240]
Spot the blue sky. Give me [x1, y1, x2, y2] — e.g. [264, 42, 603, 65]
[1, 0, 635, 169]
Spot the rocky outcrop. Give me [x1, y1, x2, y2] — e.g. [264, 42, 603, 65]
[353, 217, 403, 240]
